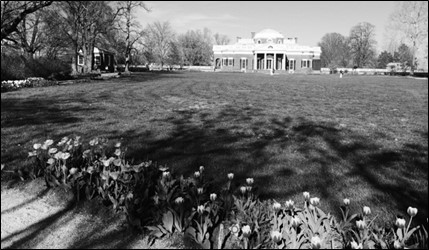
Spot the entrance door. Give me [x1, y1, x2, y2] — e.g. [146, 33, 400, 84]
[266, 59, 272, 70]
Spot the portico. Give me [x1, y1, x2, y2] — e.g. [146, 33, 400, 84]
[213, 28, 321, 73]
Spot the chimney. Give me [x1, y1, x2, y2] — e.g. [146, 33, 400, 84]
[251, 32, 255, 39]
[236, 36, 241, 42]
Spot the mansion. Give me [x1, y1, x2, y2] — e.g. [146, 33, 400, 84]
[213, 29, 321, 72]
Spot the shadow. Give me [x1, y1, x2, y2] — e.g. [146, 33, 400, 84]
[116, 104, 427, 227]
[1, 201, 75, 249]
[1, 188, 49, 215]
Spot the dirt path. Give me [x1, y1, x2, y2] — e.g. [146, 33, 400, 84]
[1, 178, 184, 249]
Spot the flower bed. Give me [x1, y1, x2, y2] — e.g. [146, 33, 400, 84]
[1, 78, 59, 93]
[2, 136, 427, 249]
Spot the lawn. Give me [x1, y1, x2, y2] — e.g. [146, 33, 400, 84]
[1, 71, 428, 227]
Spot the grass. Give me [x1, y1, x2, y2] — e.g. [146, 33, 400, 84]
[1, 71, 428, 228]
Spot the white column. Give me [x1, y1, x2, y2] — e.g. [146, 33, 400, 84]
[274, 53, 277, 70]
[309, 59, 312, 69]
[264, 53, 267, 70]
[254, 53, 257, 70]
[282, 54, 285, 70]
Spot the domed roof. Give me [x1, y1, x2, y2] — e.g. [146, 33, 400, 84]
[254, 29, 284, 39]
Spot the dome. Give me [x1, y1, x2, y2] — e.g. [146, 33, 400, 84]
[253, 29, 284, 39]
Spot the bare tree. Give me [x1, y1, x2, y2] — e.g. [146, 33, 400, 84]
[386, 1, 428, 73]
[1, 1, 53, 41]
[349, 22, 377, 68]
[213, 33, 230, 45]
[116, 1, 150, 74]
[144, 21, 175, 68]
[318, 32, 350, 68]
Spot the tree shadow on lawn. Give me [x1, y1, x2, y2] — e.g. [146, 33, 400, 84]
[121, 105, 428, 227]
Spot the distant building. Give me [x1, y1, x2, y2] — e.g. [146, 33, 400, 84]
[213, 29, 321, 72]
[77, 47, 116, 73]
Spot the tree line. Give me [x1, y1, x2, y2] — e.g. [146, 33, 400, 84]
[318, 1, 427, 73]
[1, 1, 231, 75]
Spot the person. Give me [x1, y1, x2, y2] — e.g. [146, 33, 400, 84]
[340, 70, 343, 78]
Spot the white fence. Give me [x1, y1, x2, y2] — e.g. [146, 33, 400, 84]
[321, 68, 389, 75]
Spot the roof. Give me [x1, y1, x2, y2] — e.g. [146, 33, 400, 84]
[254, 29, 284, 39]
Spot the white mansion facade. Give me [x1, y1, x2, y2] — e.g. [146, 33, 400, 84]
[213, 29, 322, 72]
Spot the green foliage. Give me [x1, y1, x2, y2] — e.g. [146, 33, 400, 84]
[18, 135, 429, 249]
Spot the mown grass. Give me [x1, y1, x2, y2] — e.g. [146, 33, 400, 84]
[1, 71, 427, 228]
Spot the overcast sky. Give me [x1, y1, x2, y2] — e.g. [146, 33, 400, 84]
[137, 1, 397, 52]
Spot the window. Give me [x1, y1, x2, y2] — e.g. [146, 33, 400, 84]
[78, 55, 84, 65]
[240, 58, 248, 69]
[267, 39, 272, 43]
[257, 40, 261, 44]
[301, 59, 311, 68]
[277, 39, 283, 44]
[289, 59, 295, 70]
[222, 58, 227, 66]
[228, 57, 234, 66]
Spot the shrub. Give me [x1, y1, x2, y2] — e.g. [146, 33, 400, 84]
[0, 53, 72, 81]
[2, 135, 427, 249]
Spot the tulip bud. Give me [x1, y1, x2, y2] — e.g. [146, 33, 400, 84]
[197, 187, 204, 195]
[407, 207, 418, 217]
[33, 143, 42, 150]
[227, 173, 234, 180]
[199, 166, 204, 172]
[240, 186, 247, 194]
[162, 171, 170, 179]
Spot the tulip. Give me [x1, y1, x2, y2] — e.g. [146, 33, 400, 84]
[197, 187, 204, 195]
[48, 148, 58, 154]
[273, 202, 281, 211]
[227, 173, 234, 180]
[230, 224, 240, 237]
[362, 206, 371, 216]
[162, 171, 171, 179]
[395, 218, 406, 228]
[199, 166, 204, 172]
[197, 205, 204, 214]
[271, 230, 282, 243]
[210, 193, 217, 201]
[246, 186, 252, 192]
[115, 142, 121, 148]
[240, 186, 247, 194]
[45, 139, 54, 146]
[343, 198, 350, 206]
[291, 216, 301, 228]
[303, 191, 310, 200]
[310, 197, 320, 207]
[47, 158, 55, 165]
[69, 168, 78, 175]
[62, 152, 71, 160]
[393, 240, 403, 249]
[356, 220, 366, 230]
[242, 225, 251, 237]
[33, 143, 42, 150]
[350, 241, 362, 249]
[310, 236, 322, 249]
[246, 178, 254, 185]
[194, 171, 201, 178]
[175, 197, 184, 205]
[407, 207, 418, 217]
[285, 199, 294, 210]
[114, 149, 121, 157]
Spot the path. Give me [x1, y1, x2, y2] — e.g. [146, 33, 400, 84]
[1, 178, 183, 249]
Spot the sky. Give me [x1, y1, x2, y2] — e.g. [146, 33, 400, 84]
[136, 1, 397, 52]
